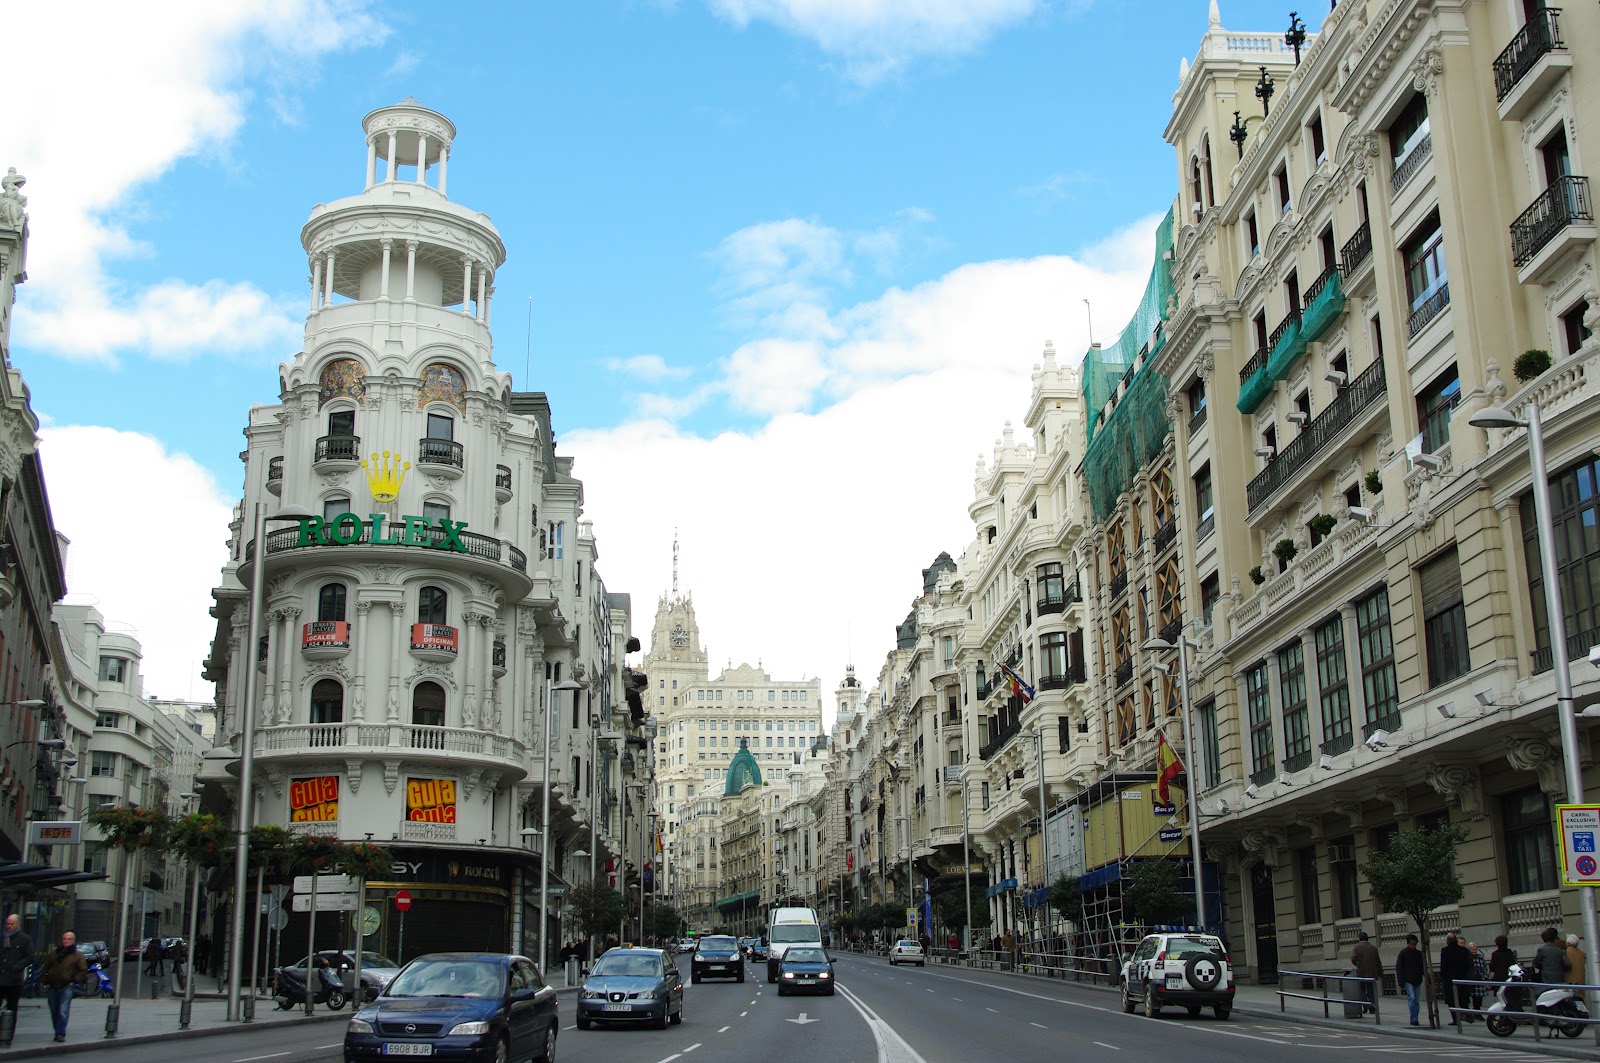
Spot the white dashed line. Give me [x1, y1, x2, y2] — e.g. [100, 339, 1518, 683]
[1030, 1022, 1048, 1029]
[684, 1044, 702, 1053]
[718, 1025, 730, 1033]
[232, 1055, 290, 1063]
[740, 1010, 748, 1017]
[654, 1054, 682, 1063]
[925, 988, 935, 993]
[986, 1007, 999, 1013]
[1093, 1042, 1120, 1050]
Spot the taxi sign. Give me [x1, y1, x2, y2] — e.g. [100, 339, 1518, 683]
[1558, 804, 1600, 886]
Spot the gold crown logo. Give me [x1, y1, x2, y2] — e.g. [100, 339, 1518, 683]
[360, 451, 411, 503]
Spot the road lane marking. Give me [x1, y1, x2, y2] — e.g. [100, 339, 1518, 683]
[1030, 1022, 1047, 1029]
[952, 997, 963, 1001]
[740, 1010, 748, 1016]
[233, 1055, 291, 1062]
[926, 988, 935, 993]
[565, 1025, 576, 1030]
[986, 1007, 999, 1013]
[684, 1044, 702, 1053]
[837, 984, 931, 1063]
[314, 1046, 342, 1051]
[1093, 1042, 1120, 1050]
[718, 1025, 730, 1032]
[654, 1054, 682, 1063]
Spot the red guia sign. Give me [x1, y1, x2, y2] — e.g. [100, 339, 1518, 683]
[407, 778, 457, 823]
[290, 775, 340, 822]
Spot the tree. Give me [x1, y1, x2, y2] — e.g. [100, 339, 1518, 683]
[1049, 875, 1083, 925]
[647, 902, 684, 941]
[566, 882, 625, 943]
[1122, 859, 1191, 926]
[1361, 823, 1467, 1028]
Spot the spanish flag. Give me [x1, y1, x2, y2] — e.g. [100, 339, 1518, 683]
[1156, 730, 1185, 805]
[996, 662, 1035, 703]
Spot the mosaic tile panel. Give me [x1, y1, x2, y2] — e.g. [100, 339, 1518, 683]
[318, 358, 368, 408]
[418, 362, 466, 411]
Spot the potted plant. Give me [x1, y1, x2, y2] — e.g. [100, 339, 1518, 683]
[1514, 348, 1551, 382]
[1365, 469, 1382, 494]
[1274, 538, 1298, 565]
[1249, 565, 1266, 585]
[1309, 514, 1337, 538]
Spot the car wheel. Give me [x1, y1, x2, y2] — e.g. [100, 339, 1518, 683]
[1144, 983, 1160, 1018]
[541, 1021, 558, 1061]
[919, 961, 925, 967]
[655, 1005, 670, 1030]
[494, 1035, 509, 1063]
[670, 1003, 683, 1026]
[1122, 984, 1137, 1014]
[576, 1014, 591, 1031]
[1213, 1006, 1230, 1021]
[737, 970, 745, 983]
[1187, 1006, 1201, 1018]
[691, 973, 701, 984]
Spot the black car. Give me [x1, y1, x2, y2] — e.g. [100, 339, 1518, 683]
[691, 935, 745, 984]
[776, 947, 834, 996]
[576, 947, 684, 1029]
[344, 952, 558, 1063]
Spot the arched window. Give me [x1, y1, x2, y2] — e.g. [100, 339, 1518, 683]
[1201, 134, 1216, 207]
[310, 679, 343, 745]
[1190, 157, 1204, 213]
[412, 681, 446, 748]
[318, 583, 347, 622]
[418, 585, 449, 625]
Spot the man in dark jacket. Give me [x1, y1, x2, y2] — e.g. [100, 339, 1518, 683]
[1350, 932, 1383, 1011]
[0, 913, 33, 1015]
[40, 931, 88, 1042]
[1488, 934, 1517, 983]
[1535, 926, 1571, 984]
[1395, 933, 1425, 1026]
[1440, 932, 1474, 1025]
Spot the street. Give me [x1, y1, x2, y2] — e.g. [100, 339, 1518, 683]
[55, 952, 1580, 1063]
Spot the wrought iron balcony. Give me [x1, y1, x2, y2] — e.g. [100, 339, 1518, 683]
[1065, 579, 1082, 606]
[1038, 662, 1086, 692]
[1282, 751, 1312, 773]
[1115, 658, 1134, 688]
[313, 434, 362, 466]
[266, 456, 283, 495]
[1108, 570, 1128, 600]
[418, 437, 465, 473]
[1406, 283, 1450, 338]
[1247, 359, 1386, 511]
[262, 524, 527, 573]
[1320, 733, 1354, 756]
[495, 464, 513, 502]
[1494, 8, 1565, 102]
[1391, 133, 1433, 194]
[1152, 519, 1178, 556]
[1036, 592, 1066, 616]
[1341, 221, 1372, 275]
[1238, 345, 1270, 384]
[1511, 175, 1593, 268]
[1533, 625, 1600, 674]
[978, 716, 1022, 761]
[1250, 766, 1275, 787]
[1158, 617, 1182, 644]
[1268, 307, 1301, 352]
[1188, 403, 1208, 434]
[1302, 263, 1339, 307]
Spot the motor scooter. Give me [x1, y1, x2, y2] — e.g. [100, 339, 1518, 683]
[1485, 962, 1587, 1038]
[73, 963, 114, 999]
[272, 961, 348, 1011]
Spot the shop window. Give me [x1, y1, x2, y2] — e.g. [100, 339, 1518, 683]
[1420, 550, 1468, 687]
[418, 585, 449, 626]
[318, 583, 347, 623]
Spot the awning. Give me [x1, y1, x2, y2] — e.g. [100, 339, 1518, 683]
[714, 890, 760, 913]
[0, 859, 107, 891]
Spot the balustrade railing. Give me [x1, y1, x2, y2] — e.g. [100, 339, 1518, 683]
[1239, 345, 1270, 383]
[1406, 283, 1450, 338]
[1341, 221, 1372, 275]
[1511, 175, 1592, 268]
[1247, 359, 1386, 510]
[1391, 133, 1433, 194]
[1494, 8, 1565, 101]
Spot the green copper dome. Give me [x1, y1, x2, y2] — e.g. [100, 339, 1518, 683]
[724, 738, 762, 795]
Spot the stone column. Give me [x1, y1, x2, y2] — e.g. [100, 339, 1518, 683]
[404, 240, 417, 302]
[365, 138, 377, 188]
[476, 271, 487, 322]
[416, 134, 428, 184]
[484, 285, 493, 328]
[385, 132, 397, 182]
[310, 257, 322, 312]
[438, 147, 449, 196]
[323, 251, 336, 307]
[460, 612, 480, 729]
[379, 238, 392, 300]
[278, 608, 299, 727]
[1340, 603, 1367, 728]
[353, 600, 373, 723]
[388, 601, 404, 722]
[1301, 630, 1321, 753]
[462, 256, 473, 315]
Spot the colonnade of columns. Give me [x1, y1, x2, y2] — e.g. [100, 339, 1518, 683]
[308, 239, 494, 322]
[365, 130, 449, 194]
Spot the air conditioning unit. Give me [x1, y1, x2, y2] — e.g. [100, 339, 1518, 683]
[1328, 842, 1354, 864]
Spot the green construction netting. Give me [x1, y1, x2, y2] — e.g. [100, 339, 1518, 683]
[1084, 207, 1177, 522]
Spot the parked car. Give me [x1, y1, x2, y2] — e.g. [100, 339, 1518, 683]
[75, 941, 110, 966]
[776, 947, 835, 996]
[284, 950, 401, 1002]
[343, 952, 558, 1063]
[748, 940, 769, 962]
[674, 939, 697, 954]
[1119, 932, 1234, 1020]
[575, 947, 684, 1030]
[691, 935, 744, 984]
[888, 939, 925, 967]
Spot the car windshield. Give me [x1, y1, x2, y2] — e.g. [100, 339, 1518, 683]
[591, 954, 662, 978]
[771, 925, 820, 943]
[357, 952, 400, 968]
[385, 959, 504, 998]
[1166, 938, 1223, 958]
[785, 949, 827, 964]
[700, 937, 736, 951]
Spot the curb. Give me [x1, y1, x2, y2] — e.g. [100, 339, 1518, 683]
[0, 1011, 348, 1061]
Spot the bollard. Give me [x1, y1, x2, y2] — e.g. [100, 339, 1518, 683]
[179, 997, 192, 1030]
[242, 991, 255, 1024]
[0, 1004, 16, 1047]
[104, 1001, 120, 1039]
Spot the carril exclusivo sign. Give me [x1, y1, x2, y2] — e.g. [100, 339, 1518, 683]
[296, 513, 469, 553]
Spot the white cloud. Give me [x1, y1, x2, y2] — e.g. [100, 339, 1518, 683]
[6, 0, 386, 364]
[568, 219, 1158, 707]
[40, 426, 234, 703]
[604, 353, 693, 382]
[706, 0, 1042, 82]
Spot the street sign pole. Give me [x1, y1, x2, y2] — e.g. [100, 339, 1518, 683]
[304, 876, 318, 1016]
[394, 891, 412, 964]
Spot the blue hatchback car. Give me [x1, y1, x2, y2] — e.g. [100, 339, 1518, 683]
[575, 947, 684, 1029]
[343, 953, 558, 1063]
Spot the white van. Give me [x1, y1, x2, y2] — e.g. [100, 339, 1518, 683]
[767, 906, 824, 983]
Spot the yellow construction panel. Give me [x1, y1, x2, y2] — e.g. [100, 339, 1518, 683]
[1084, 781, 1189, 867]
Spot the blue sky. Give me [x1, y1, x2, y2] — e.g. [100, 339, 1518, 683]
[6, 0, 1323, 707]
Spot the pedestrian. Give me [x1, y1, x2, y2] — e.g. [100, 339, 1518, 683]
[1002, 928, 1016, 970]
[1440, 931, 1473, 1024]
[1488, 934, 1516, 984]
[1535, 926, 1570, 984]
[1468, 941, 1489, 1013]
[948, 933, 958, 952]
[196, 933, 212, 976]
[1567, 933, 1587, 998]
[39, 930, 88, 1043]
[1350, 931, 1382, 1012]
[0, 913, 33, 1015]
[1395, 933, 1424, 1026]
[144, 938, 165, 979]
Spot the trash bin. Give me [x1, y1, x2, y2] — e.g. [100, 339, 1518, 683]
[1342, 970, 1366, 1019]
[564, 956, 581, 987]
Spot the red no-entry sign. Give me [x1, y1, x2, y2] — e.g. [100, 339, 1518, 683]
[395, 890, 413, 912]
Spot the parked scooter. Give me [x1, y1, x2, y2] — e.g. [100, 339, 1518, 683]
[272, 960, 348, 1011]
[73, 962, 114, 999]
[1486, 963, 1588, 1038]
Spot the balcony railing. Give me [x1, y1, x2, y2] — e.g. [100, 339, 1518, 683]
[1036, 592, 1066, 616]
[1108, 570, 1128, 600]
[262, 524, 526, 573]
[1239, 345, 1270, 384]
[1406, 283, 1451, 338]
[1534, 625, 1600, 674]
[1494, 8, 1565, 102]
[313, 434, 361, 464]
[978, 716, 1023, 761]
[255, 721, 524, 761]
[1152, 519, 1178, 555]
[1511, 176, 1592, 267]
[267, 456, 284, 484]
[1038, 662, 1086, 692]
[1115, 658, 1134, 688]
[1391, 133, 1433, 194]
[1158, 617, 1182, 644]
[1247, 359, 1386, 511]
[495, 464, 513, 500]
[1341, 221, 1372, 275]
[1283, 751, 1312, 773]
[1188, 403, 1208, 434]
[1268, 307, 1302, 352]
[418, 437, 464, 470]
[1065, 579, 1082, 606]
[1302, 263, 1339, 307]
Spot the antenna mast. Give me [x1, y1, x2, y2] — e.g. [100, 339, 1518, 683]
[672, 527, 679, 597]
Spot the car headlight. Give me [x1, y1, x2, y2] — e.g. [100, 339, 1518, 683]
[636, 989, 658, 1000]
[347, 1018, 374, 1034]
[447, 1021, 492, 1036]
[580, 989, 604, 999]
[818, 972, 831, 979]
[783, 972, 796, 979]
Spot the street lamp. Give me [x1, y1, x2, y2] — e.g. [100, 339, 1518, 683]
[226, 502, 315, 1022]
[175, 791, 201, 1029]
[1469, 400, 1600, 997]
[541, 677, 583, 974]
[961, 770, 973, 953]
[1145, 634, 1207, 931]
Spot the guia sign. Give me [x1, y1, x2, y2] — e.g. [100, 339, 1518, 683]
[296, 513, 469, 552]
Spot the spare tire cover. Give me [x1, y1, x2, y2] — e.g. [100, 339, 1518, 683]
[1186, 955, 1222, 989]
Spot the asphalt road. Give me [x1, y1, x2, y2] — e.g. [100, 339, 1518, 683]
[76, 952, 1575, 1063]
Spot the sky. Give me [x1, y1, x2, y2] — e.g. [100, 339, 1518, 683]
[4, 0, 1324, 710]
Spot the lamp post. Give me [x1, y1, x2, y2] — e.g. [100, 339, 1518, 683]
[540, 677, 583, 975]
[961, 770, 973, 954]
[1145, 635, 1207, 931]
[227, 503, 314, 1022]
[176, 792, 200, 1029]
[1470, 401, 1600, 1006]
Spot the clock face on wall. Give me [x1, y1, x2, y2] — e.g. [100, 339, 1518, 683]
[671, 624, 689, 648]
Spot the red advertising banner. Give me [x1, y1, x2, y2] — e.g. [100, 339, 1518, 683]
[303, 620, 350, 648]
[406, 778, 457, 823]
[290, 775, 340, 822]
[411, 624, 459, 654]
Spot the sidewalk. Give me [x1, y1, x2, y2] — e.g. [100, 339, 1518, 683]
[0, 992, 343, 1059]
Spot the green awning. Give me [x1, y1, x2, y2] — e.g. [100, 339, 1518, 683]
[1264, 316, 1305, 382]
[1236, 366, 1273, 414]
[715, 890, 760, 913]
[1299, 270, 1346, 346]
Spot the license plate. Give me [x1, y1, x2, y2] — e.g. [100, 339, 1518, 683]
[1166, 976, 1184, 988]
[708, 965, 725, 971]
[603, 1004, 632, 1012]
[382, 1046, 433, 1056]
